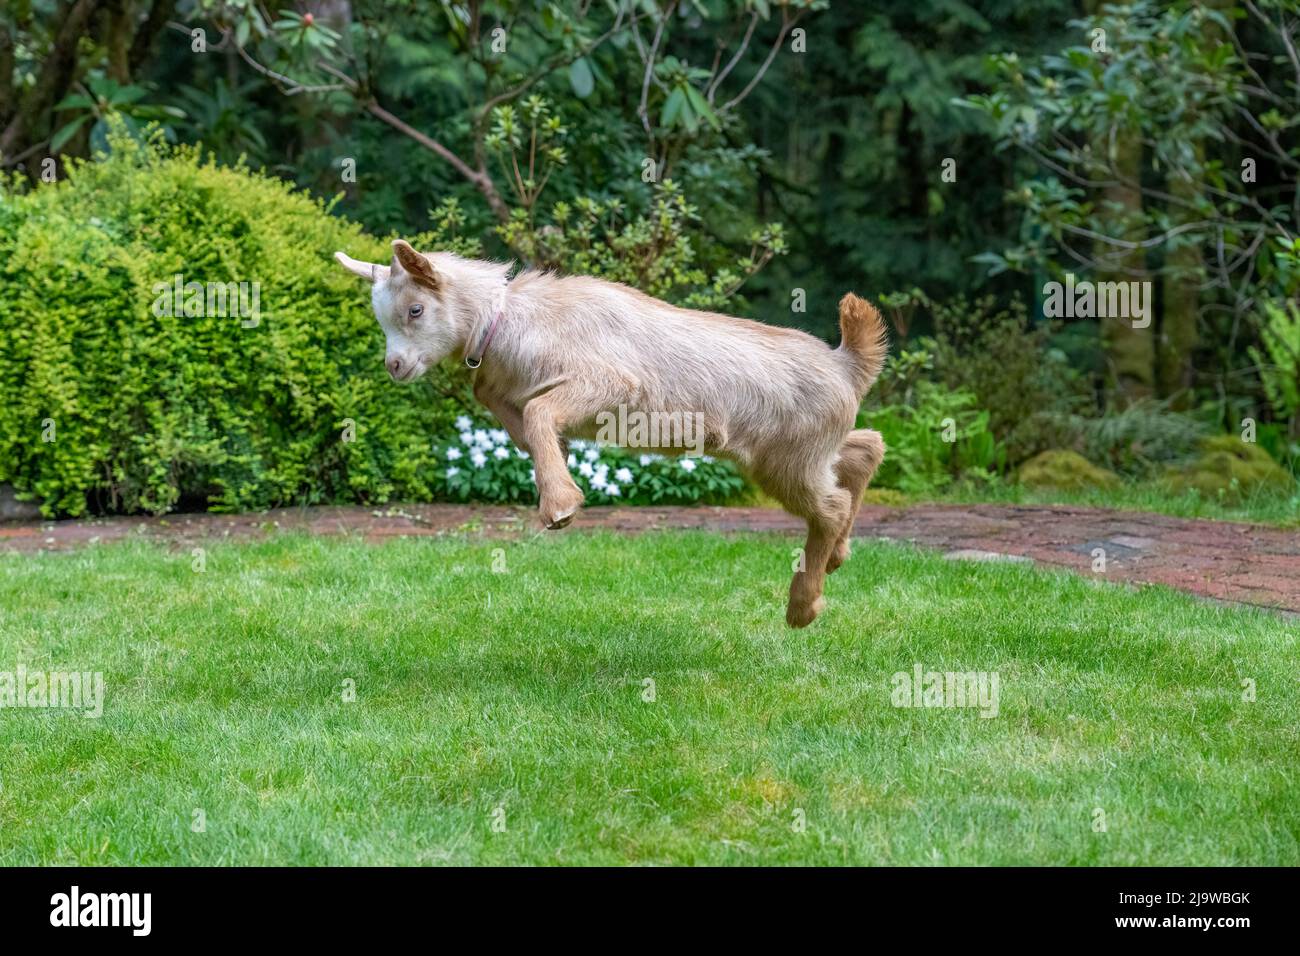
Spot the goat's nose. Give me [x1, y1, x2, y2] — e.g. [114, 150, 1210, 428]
[386, 356, 403, 378]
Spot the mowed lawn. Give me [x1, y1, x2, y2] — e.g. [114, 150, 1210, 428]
[1, 529, 1296, 866]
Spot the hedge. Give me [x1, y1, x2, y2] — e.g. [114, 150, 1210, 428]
[0, 131, 461, 516]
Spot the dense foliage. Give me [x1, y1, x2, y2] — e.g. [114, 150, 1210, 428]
[0, 132, 459, 515]
[2, 2, 1297, 513]
[968, 0, 1300, 435]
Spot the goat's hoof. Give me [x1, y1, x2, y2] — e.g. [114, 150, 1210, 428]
[540, 490, 584, 530]
[827, 539, 850, 574]
[545, 509, 577, 530]
[786, 596, 825, 629]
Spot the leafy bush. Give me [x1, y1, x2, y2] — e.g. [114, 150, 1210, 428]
[880, 290, 1088, 464]
[434, 416, 746, 506]
[1251, 298, 1300, 437]
[486, 97, 785, 312]
[1068, 398, 1210, 476]
[860, 347, 1004, 494]
[0, 129, 460, 516]
[497, 180, 785, 312]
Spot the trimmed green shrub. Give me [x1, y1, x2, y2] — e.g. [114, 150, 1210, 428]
[0, 130, 460, 516]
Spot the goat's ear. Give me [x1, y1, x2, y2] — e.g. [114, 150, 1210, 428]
[334, 251, 390, 282]
[391, 239, 441, 291]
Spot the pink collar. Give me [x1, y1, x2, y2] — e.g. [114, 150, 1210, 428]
[465, 279, 510, 369]
[464, 309, 501, 369]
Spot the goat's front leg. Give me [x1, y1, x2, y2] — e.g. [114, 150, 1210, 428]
[474, 379, 530, 455]
[522, 389, 587, 530]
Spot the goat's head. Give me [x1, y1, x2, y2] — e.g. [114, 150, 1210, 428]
[334, 239, 456, 382]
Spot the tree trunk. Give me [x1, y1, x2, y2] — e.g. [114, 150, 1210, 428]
[1099, 130, 1154, 404]
[1157, 0, 1230, 406]
[1089, 0, 1154, 406]
[1158, 164, 1201, 405]
[0, 0, 105, 158]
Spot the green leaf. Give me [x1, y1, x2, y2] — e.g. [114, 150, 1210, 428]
[683, 85, 719, 130]
[108, 85, 149, 106]
[661, 87, 687, 129]
[50, 115, 90, 153]
[54, 94, 96, 111]
[569, 57, 595, 98]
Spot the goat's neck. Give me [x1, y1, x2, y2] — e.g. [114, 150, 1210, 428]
[444, 262, 514, 363]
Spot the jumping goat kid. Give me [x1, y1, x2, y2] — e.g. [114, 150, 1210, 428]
[336, 240, 887, 627]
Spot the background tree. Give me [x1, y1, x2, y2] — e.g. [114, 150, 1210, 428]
[970, 0, 1300, 424]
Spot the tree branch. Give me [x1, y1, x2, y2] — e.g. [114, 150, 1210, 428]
[477, 7, 640, 123]
[364, 99, 509, 222]
[706, 11, 757, 104]
[720, 8, 800, 113]
[638, 2, 675, 137]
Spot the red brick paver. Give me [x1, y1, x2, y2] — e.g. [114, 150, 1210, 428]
[1, 503, 1297, 613]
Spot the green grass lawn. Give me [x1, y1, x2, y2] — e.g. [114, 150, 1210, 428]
[1, 529, 1296, 865]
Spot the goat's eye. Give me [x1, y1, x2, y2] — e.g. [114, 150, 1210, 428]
[408, 303, 423, 319]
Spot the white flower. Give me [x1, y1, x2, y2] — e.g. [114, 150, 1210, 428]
[470, 450, 488, 468]
[516, 448, 530, 460]
[446, 466, 461, 479]
[459, 431, 473, 446]
[606, 482, 621, 497]
[702, 455, 715, 463]
[529, 468, 536, 482]
[473, 429, 491, 447]
[493, 446, 509, 460]
[615, 467, 633, 483]
[570, 439, 588, 451]
[490, 429, 509, 445]
[680, 458, 697, 472]
[578, 461, 594, 478]
[591, 474, 608, 491]
[445, 447, 462, 460]
[594, 463, 609, 478]
[639, 454, 654, 466]
[567, 453, 577, 468]
[455, 415, 472, 431]
[584, 447, 600, 462]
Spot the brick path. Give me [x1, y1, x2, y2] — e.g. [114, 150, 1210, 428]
[2, 503, 1297, 613]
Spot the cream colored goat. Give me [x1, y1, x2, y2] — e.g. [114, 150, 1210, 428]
[336, 240, 887, 627]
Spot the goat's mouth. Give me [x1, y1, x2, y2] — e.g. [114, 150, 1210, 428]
[390, 361, 427, 383]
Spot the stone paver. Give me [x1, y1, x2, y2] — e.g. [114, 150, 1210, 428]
[1, 503, 1297, 613]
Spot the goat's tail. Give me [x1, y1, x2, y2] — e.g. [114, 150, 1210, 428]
[836, 292, 888, 396]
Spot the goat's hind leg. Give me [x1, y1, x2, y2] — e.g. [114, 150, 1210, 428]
[762, 462, 851, 629]
[827, 429, 884, 574]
